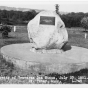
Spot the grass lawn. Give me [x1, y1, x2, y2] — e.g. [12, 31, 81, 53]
[0, 26, 88, 84]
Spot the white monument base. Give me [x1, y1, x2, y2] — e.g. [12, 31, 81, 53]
[1, 43, 88, 74]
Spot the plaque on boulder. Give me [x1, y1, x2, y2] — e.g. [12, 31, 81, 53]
[40, 16, 55, 25]
[27, 11, 68, 53]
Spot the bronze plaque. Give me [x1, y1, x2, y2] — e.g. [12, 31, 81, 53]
[40, 16, 55, 25]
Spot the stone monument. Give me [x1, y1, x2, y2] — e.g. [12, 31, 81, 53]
[27, 10, 68, 53]
[1, 10, 88, 74]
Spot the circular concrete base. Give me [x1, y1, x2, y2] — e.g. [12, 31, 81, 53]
[1, 43, 88, 74]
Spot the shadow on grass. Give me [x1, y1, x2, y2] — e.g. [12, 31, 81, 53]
[46, 69, 88, 84]
[81, 30, 88, 33]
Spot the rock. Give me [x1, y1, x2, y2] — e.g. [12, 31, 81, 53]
[27, 10, 68, 50]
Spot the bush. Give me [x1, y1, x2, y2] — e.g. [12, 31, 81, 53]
[0, 25, 12, 38]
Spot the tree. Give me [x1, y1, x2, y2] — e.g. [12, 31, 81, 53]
[81, 17, 88, 39]
[55, 4, 59, 15]
[81, 17, 88, 31]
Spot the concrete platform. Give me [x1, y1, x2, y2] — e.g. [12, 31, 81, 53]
[1, 43, 88, 74]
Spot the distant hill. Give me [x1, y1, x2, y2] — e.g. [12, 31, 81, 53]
[0, 6, 68, 14]
[0, 6, 42, 12]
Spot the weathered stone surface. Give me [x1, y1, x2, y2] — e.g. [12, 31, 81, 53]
[27, 11, 68, 50]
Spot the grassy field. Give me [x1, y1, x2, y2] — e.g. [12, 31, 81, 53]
[0, 26, 88, 84]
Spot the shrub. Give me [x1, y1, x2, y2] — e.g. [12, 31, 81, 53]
[0, 25, 12, 38]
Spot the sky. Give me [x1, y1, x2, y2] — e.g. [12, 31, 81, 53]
[0, 0, 88, 12]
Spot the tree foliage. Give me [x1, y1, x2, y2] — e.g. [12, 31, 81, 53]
[60, 12, 85, 27]
[0, 9, 88, 28]
[81, 17, 88, 31]
[0, 10, 38, 25]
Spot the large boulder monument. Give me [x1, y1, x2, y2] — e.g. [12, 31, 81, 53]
[27, 11, 68, 53]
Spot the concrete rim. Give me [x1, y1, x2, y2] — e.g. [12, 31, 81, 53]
[1, 43, 88, 74]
